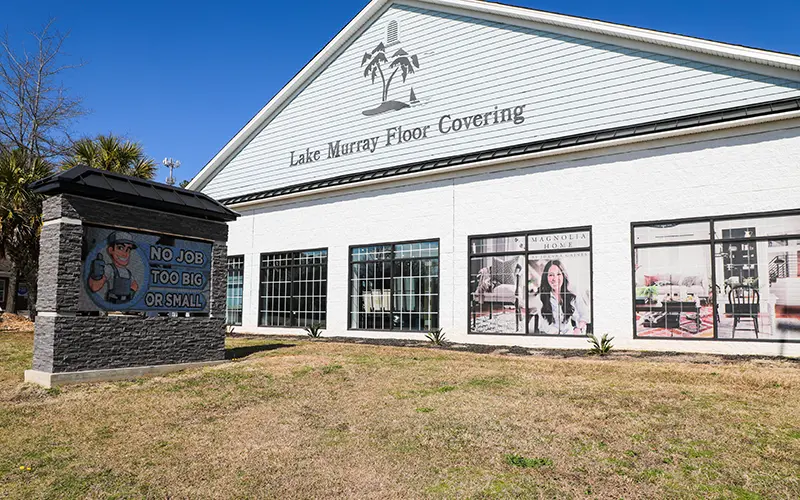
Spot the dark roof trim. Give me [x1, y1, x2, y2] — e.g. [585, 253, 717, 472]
[219, 96, 800, 206]
[31, 166, 239, 222]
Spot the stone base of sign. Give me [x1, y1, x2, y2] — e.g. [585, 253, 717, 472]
[24, 360, 226, 388]
[33, 314, 226, 373]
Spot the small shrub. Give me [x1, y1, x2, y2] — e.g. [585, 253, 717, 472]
[425, 328, 447, 346]
[587, 333, 614, 356]
[304, 323, 324, 338]
[504, 454, 553, 468]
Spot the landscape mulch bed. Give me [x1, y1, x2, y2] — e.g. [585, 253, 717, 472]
[0, 313, 33, 333]
[227, 331, 800, 365]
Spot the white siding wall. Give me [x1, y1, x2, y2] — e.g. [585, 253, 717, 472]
[203, 4, 800, 200]
[227, 122, 800, 356]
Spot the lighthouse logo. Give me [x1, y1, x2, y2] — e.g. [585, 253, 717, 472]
[360, 20, 421, 117]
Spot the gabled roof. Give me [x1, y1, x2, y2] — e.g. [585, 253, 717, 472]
[31, 166, 239, 222]
[188, 0, 800, 197]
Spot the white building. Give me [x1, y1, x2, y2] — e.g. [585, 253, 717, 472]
[189, 0, 800, 356]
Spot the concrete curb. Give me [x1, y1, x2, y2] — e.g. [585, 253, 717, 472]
[24, 360, 226, 388]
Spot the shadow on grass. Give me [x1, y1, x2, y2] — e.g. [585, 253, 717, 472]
[225, 343, 295, 360]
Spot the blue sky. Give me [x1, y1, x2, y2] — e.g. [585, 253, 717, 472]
[5, 0, 799, 184]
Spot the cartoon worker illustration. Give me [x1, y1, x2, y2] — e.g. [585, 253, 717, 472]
[87, 231, 140, 304]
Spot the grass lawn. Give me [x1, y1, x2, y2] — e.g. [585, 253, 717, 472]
[1, 331, 799, 499]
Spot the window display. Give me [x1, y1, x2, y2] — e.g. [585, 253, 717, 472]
[633, 245, 713, 338]
[469, 228, 592, 335]
[632, 211, 800, 342]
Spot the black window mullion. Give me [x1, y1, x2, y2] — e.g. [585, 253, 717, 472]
[524, 254, 529, 335]
[389, 251, 395, 330]
[289, 263, 296, 327]
[710, 220, 718, 340]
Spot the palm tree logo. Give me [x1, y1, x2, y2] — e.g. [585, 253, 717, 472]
[360, 21, 421, 117]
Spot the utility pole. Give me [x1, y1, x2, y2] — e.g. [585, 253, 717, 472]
[163, 157, 180, 186]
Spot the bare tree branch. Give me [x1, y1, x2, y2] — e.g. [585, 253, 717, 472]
[0, 18, 86, 161]
[0, 18, 86, 317]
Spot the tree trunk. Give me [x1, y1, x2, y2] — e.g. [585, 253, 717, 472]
[6, 264, 17, 313]
[25, 267, 38, 320]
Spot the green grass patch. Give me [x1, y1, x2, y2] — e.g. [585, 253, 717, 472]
[391, 383, 457, 399]
[639, 468, 666, 482]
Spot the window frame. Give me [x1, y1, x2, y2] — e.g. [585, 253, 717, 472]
[225, 255, 245, 326]
[347, 238, 440, 332]
[467, 226, 594, 337]
[630, 208, 800, 343]
[258, 247, 328, 329]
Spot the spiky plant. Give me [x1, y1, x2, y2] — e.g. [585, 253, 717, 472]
[304, 323, 324, 338]
[587, 333, 614, 356]
[425, 328, 447, 346]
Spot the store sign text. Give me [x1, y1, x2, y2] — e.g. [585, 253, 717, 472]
[289, 103, 527, 166]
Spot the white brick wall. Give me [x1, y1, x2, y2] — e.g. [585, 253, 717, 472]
[227, 120, 800, 356]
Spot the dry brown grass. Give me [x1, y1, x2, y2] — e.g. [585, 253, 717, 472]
[1, 331, 799, 499]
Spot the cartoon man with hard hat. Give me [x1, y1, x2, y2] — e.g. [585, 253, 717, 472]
[88, 231, 140, 304]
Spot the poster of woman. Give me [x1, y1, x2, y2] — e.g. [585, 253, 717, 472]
[528, 252, 592, 335]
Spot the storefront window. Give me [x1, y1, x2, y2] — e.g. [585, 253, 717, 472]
[225, 256, 244, 326]
[632, 211, 800, 342]
[349, 240, 439, 331]
[634, 245, 713, 338]
[469, 228, 592, 335]
[259, 249, 327, 328]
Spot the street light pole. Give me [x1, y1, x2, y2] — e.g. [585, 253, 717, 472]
[163, 157, 181, 186]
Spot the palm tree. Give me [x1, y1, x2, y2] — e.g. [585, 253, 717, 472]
[361, 43, 420, 116]
[0, 149, 53, 317]
[362, 42, 389, 102]
[61, 134, 157, 180]
[386, 48, 419, 98]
